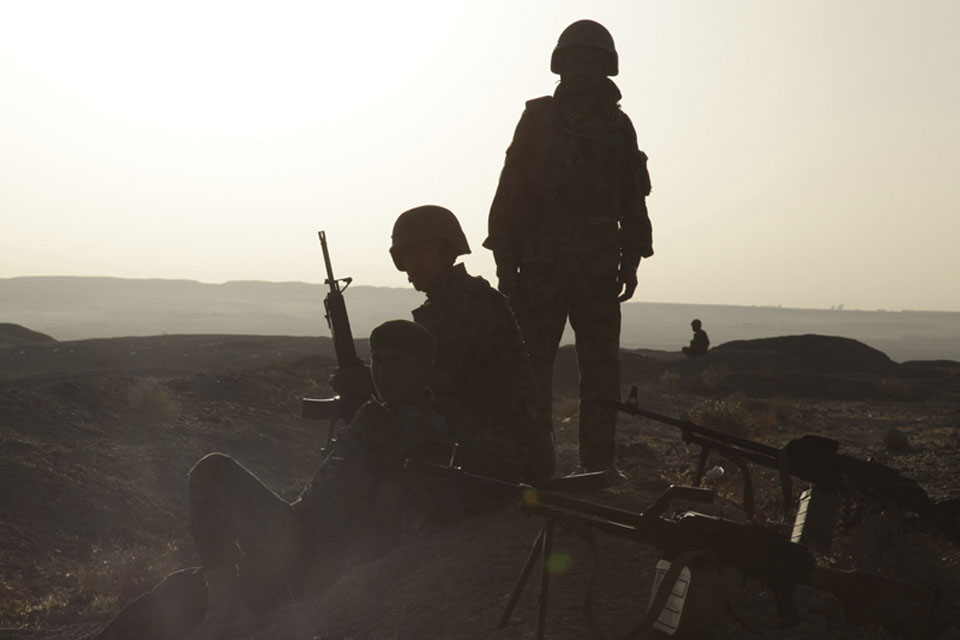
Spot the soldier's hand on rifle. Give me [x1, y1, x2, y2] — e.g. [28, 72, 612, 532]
[617, 257, 639, 303]
[329, 363, 374, 402]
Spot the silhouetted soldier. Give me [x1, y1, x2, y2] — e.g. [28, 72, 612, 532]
[682, 318, 710, 358]
[484, 20, 653, 478]
[97, 320, 462, 640]
[389, 205, 555, 482]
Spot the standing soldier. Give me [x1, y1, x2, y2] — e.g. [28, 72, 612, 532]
[484, 20, 654, 477]
[389, 204, 555, 482]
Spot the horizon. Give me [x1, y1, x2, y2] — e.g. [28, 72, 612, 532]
[3, 1, 959, 312]
[5, 273, 960, 316]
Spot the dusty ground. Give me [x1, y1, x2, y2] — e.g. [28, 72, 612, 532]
[1, 331, 958, 639]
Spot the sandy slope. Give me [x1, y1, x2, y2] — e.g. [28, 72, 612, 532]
[1, 333, 958, 639]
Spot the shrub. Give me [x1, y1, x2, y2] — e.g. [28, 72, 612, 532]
[128, 378, 180, 426]
[766, 396, 795, 422]
[877, 378, 914, 400]
[689, 392, 752, 436]
[698, 364, 728, 391]
[658, 370, 681, 387]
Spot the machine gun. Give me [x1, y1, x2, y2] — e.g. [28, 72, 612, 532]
[301, 231, 366, 447]
[405, 459, 940, 640]
[607, 386, 960, 548]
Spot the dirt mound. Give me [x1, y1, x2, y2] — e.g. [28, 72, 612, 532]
[713, 334, 895, 373]
[0, 323, 56, 346]
[556, 336, 917, 401]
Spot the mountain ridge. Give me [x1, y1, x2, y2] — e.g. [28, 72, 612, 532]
[3, 276, 958, 362]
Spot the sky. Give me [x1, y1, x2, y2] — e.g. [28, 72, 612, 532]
[2, 0, 959, 312]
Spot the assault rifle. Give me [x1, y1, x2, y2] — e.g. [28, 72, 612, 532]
[405, 459, 940, 640]
[607, 386, 960, 548]
[301, 231, 365, 447]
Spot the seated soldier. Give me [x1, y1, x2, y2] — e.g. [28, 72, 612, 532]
[331, 205, 555, 482]
[96, 320, 461, 640]
[682, 318, 710, 358]
[390, 205, 556, 482]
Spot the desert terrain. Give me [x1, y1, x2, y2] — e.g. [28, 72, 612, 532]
[1, 324, 959, 639]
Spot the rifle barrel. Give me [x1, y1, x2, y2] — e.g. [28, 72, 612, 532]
[319, 230, 337, 289]
[684, 433, 779, 469]
[614, 402, 781, 458]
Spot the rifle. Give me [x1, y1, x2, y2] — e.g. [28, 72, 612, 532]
[607, 386, 960, 548]
[405, 459, 940, 639]
[301, 231, 365, 447]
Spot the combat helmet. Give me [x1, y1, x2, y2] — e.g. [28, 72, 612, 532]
[551, 19, 618, 77]
[390, 205, 471, 271]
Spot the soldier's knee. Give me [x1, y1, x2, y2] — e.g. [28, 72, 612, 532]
[188, 452, 240, 491]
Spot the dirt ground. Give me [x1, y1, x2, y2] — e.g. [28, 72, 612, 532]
[1, 332, 958, 639]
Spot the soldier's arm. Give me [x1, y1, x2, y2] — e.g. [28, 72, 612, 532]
[484, 102, 543, 266]
[619, 113, 654, 269]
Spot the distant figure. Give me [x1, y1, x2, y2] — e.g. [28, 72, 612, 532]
[682, 319, 710, 358]
[97, 320, 463, 640]
[484, 20, 653, 478]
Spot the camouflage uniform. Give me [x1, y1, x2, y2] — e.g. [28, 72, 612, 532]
[96, 396, 459, 640]
[484, 80, 653, 469]
[412, 263, 542, 480]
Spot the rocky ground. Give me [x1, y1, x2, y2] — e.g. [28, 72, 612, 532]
[1, 330, 959, 639]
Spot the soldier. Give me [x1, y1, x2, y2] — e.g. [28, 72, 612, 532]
[682, 318, 710, 358]
[389, 204, 555, 482]
[484, 20, 654, 477]
[96, 320, 461, 640]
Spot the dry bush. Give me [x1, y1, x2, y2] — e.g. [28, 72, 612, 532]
[699, 364, 729, 391]
[128, 378, 180, 425]
[658, 370, 681, 387]
[833, 507, 960, 633]
[689, 392, 752, 436]
[75, 541, 187, 617]
[0, 540, 186, 627]
[744, 407, 780, 433]
[688, 392, 791, 437]
[877, 378, 915, 400]
[766, 396, 796, 422]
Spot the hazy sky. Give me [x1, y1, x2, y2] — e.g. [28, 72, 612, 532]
[2, 1, 959, 312]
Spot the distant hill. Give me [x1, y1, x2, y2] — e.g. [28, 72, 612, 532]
[0, 322, 56, 346]
[2, 276, 959, 362]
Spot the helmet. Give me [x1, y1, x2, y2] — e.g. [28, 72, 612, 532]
[551, 19, 618, 77]
[390, 205, 471, 271]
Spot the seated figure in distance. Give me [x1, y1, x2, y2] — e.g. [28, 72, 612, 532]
[682, 318, 710, 358]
